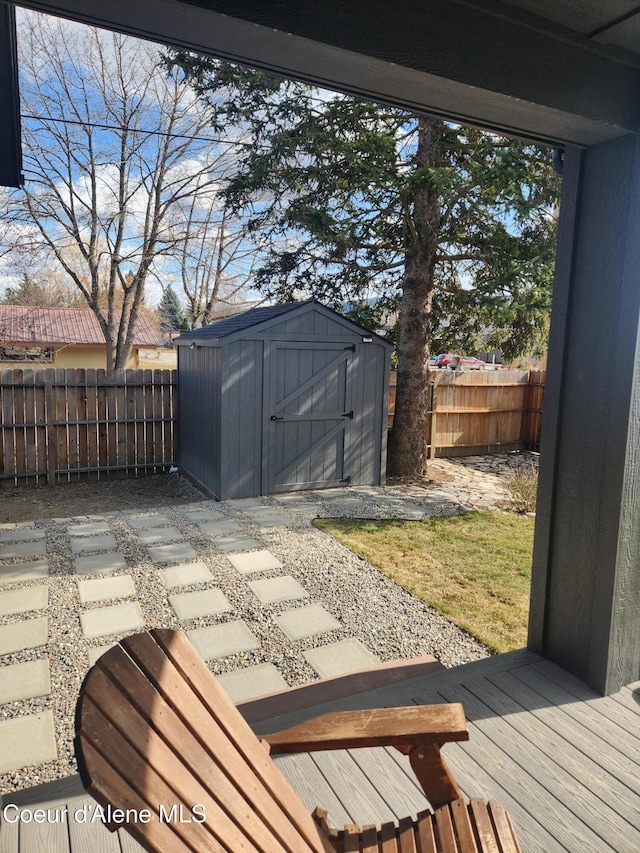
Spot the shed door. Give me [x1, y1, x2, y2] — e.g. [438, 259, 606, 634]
[266, 341, 353, 492]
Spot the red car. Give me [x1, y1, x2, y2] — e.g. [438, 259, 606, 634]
[433, 353, 485, 369]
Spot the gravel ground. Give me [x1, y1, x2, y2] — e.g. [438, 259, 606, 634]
[0, 455, 537, 794]
[0, 473, 206, 523]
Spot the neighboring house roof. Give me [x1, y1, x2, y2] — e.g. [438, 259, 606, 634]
[0, 305, 161, 347]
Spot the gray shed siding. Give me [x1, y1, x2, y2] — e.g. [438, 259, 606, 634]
[177, 345, 222, 498]
[176, 301, 391, 500]
[219, 339, 264, 499]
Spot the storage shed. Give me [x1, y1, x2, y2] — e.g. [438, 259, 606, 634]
[175, 300, 392, 499]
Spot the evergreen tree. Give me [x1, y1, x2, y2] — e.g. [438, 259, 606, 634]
[158, 286, 184, 337]
[168, 56, 560, 475]
[1, 272, 79, 307]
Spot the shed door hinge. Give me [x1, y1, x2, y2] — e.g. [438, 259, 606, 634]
[342, 411, 354, 419]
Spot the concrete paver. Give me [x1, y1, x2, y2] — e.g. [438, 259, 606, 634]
[70, 534, 118, 554]
[304, 639, 380, 678]
[0, 617, 48, 655]
[136, 526, 183, 545]
[213, 535, 262, 553]
[79, 602, 145, 639]
[198, 519, 242, 537]
[247, 513, 295, 528]
[0, 560, 49, 585]
[74, 552, 126, 575]
[128, 514, 172, 529]
[0, 541, 46, 560]
[169, 588, 232, 620]
[0, 712, 57, 774]
[187, 620, 260, 661]
[227, 549, 283, 574]
[0, 659, 51, 704]
[284, 502, 319, 513]
[185, 509, 223, 522]
[0, 528, 46, 544]
[68, 522, 110, 536]
[248, 576, 309, 605]
[159, 562, 213, 589]
[216, 663, 288, 701]
[87, 643, 117, 667]
[0, 585, 48, 616]
[147, 542, 197, 565]
[77, 575, 136, 604]
[274, 603, 341, 641]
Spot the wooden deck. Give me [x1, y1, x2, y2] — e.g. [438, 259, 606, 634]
[2, 649, 639, 852]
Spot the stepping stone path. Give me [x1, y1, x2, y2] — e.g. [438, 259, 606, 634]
[0, 532, 56, 775]
[6, 466, 501, 781]
[77, 575, 136, 604]
[227, 549, 283, 574]
[159, 561, 213, 589]
[216, 664, 288, 701]
[70, 534, 118, 554]
[80, 602, 145, 639]
[169, 588, 232, 620]
[127, 514, 173, 528]
[304, 639, 381, 678]
[274, 603, 341, 641]
[187, 620, 260, 661]
[248, 575, 309, 605]
[75, 552, 127, 575]
[147, 542, 197, 564]
[137, 526, 183, 545]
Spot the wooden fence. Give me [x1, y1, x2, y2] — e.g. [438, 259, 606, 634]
[389, 368, 545, 457]
[0, 368, 176, 486]
[1, 366, 543, 487]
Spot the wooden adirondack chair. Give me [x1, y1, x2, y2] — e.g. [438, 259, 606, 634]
[75, 628, 521, 853]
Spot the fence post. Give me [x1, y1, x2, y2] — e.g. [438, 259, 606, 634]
[429, 379, 437, 459]
[44, 371, 56, 485]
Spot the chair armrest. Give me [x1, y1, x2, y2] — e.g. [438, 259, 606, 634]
[264, 703, 468, 755]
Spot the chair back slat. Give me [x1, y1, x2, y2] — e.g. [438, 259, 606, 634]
[76, 630, 327, 853]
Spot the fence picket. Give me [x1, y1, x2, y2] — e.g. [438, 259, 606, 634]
[0, 368, 177, 485]
[388, 368, 545, 456]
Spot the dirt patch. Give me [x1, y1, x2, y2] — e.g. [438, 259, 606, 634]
[0, 474, 208, 523]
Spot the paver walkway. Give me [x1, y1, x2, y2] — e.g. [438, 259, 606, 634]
[0, 452, 534, 789]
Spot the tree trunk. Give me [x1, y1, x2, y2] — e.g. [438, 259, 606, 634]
[387, 117, 444, 478]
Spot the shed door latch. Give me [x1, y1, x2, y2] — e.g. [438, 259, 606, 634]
[270, 415, 284, 421]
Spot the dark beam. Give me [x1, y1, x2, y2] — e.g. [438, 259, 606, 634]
[530, 138, 640, 694]
[15, 0, 640, 145]
[0, 2, 22, 187]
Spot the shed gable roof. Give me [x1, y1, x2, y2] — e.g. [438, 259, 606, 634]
[0, 305, 161, 347]
[175, 299, 392, 347]
[177, 302, 303, 341]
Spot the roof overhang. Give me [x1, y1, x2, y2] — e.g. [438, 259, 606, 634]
[0, 4, 22, 186]
[13, 0, 640, 147]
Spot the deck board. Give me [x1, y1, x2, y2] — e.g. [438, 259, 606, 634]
[438, 682, 632, 851]
[2, 652, 639, 853]
[488, 671, 640, 799]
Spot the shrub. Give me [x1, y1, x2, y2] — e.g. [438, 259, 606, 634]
[505, 465, 538, 513]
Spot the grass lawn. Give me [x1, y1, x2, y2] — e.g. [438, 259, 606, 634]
[314, 510, 535, 653]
